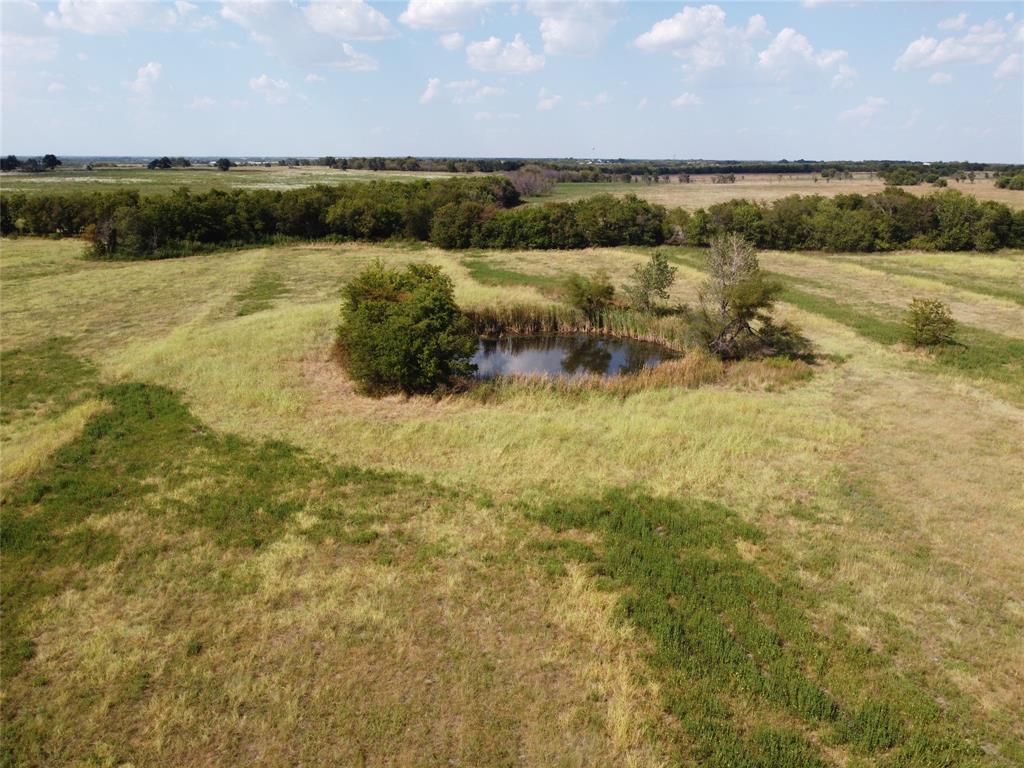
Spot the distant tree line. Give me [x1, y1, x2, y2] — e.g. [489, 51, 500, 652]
[240, 156, 1023, 180]
[675, 188, 1022, 252]
[2, 178, 1021, 257]
[1, 154, 62, 173]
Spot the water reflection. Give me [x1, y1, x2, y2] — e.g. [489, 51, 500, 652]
[472, 334, 675, 379]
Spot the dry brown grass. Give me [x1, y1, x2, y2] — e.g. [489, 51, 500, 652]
[547, 173, 1024, 210]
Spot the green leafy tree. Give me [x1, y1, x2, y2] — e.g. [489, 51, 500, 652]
[41, 154, 61, 170]
[625, 250, 677, 312]
[904, 298, 956, 347]
[337, 262, 477, 395]
[215, 158, 234, 172]
[689, 233, 809, 359]
[565, 270, 615, 320]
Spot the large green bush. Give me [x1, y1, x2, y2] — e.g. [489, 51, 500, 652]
[337, 262, 477, 395]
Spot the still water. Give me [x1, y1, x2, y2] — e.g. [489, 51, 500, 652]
[472, 334, 676, 379]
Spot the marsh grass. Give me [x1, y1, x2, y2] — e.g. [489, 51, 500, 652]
[464, 303, 690, 348]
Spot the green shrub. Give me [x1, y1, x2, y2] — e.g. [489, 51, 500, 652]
[625, 250, 677, 312]
[337, 262, 477, 395]
[904, 298, 956, 347]
[564, 270, 615, 320]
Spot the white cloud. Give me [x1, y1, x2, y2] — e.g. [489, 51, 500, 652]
[187, 96, 216, 109]
[757, 27, 849, 80]
[634, 4, 769, 74]
[334, 42, 377, 70]
[838, 95, 887, 123]
[1, 33, 59, 62]
[221, 1, 379, 70]
[937, 12, 967, 31]
[44, 0, 209, 34]
[636, 96, 648, 110]
[994, 52, 1021, 79]
[303, 0, 396, 40]
[579, 90, 610, 109]
[831, 63, 857, 88]
[536, 87, 561, 110]
[671, 91, 702, 108]
[124, 61, 162, 96]
[438, 31, 464, 50]
[466, 34, 544, 73]
[399, 0, 488, 30]
[928, 71, 953, 84]
[249, 73, 290, 104]
[894, 20, 1007, 70]
[47, 81, 67, 93]
[444, 79, 505, 104]
[419, 77, 440, 104]
[306, 73, 326, 83]
[45, 0, 148, 34]
[527, 0, 620, 56]
[636, 4, 728, 50]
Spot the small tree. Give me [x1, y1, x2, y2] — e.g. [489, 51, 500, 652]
[689, 233, 809, 359]
[337, 262, 477, 395]
[42, 154, 61, 170]
[215, 158, 234, 172]
[625, 251, 677, 312]
[565, 270, 615, 320]
[904, 298, 956, 347]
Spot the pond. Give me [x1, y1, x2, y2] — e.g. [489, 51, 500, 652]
[472, 334, 677, 379]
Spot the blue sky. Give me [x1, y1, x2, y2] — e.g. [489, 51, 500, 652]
[2, 0, 1022, 160]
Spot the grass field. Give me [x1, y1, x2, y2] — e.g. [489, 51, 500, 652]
[0, 165, 454, 196]
[535, 173, 1024, 210]
[2, 236, 1023, 766]
[4, 166, 1023, 212]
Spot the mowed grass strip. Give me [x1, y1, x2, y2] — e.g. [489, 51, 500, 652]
[664, 248, 1024, 403]
[535, 488, 989, 767]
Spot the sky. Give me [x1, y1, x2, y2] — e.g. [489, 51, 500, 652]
[1, 0, 1022, 161]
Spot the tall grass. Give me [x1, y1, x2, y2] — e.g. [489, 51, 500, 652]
[464, 303, 690, 349]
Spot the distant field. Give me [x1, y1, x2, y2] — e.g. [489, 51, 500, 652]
[537, 173, 1024, 210]
[2, 235, 1022, 765]
[0, 165, 455, 196]
[4, 167, 1023, 212]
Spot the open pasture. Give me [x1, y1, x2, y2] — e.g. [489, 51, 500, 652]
[0, 165, 454, 197]
[539, 173, 1024, 210]
[2, 237, 1023, 766]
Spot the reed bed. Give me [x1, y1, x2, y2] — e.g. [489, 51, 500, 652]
[464, 303, 690, 349]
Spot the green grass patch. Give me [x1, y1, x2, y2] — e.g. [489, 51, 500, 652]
[0, 338, 98, 425]
[0, 362, 447, 703]
[234, 270, 288, 316]
[461, 256, 563, 292]
[534, 488, 986, 766]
